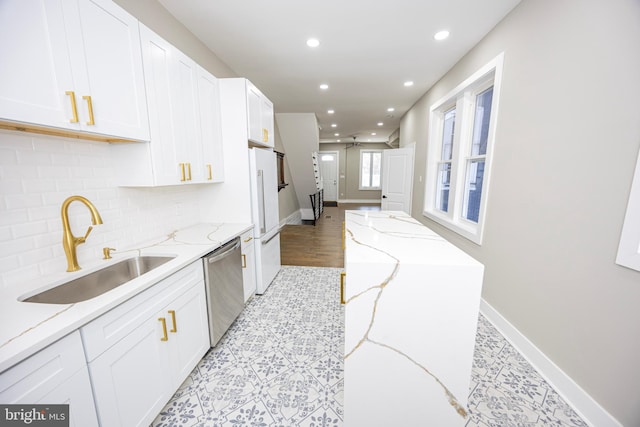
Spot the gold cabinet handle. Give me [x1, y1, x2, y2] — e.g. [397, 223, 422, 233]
[168, 310, 177, 333]
[243, 236, 253, 243]
[65, 91, 79, 123]
[340, 272, 346, 304]
[242, 254, 247, 268]
[179, 163, 186, 182]
[187, 163, 192, 181]
[158, 317, 168, 341]
[82, 95, 95, 125]
[262, 128, 268, 142]
[207, 164, 212, 180]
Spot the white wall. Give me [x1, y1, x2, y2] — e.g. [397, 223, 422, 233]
[401, 0, 640, 425]
[0, 131, 217, 290]
[320, 142, 389, 202]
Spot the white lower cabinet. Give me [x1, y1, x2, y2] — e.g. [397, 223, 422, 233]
[241, 229, 257, 301]
[82, 261, 209, 427]
[0, 331, 99, 427]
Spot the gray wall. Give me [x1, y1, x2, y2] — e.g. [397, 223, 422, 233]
[320, 143, 389, 201]
[274, 121, 300, 222]
[401, 0, 640, 424]
[113, 0, 236, 78]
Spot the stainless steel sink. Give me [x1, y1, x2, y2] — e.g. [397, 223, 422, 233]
[21, 255, 175, 304]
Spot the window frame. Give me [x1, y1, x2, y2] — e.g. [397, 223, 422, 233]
[359, 149, 383, 190]
[423, 53, 504, 245]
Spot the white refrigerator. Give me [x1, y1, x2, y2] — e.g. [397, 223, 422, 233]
[248, 147, 281, 294]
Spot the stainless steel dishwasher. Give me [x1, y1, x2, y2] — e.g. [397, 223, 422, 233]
[203, 237, 244, 346]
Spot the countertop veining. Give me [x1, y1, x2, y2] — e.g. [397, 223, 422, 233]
[0, 222, 252, 373]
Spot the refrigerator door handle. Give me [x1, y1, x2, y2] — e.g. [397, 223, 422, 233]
[262, 229, 281, 245]
[257, 169, 266, 234]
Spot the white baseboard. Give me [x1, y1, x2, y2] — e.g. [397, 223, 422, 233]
[480, 300, 621, 427]
[300, 208, 314, 220]
[281, 210, 302, 226]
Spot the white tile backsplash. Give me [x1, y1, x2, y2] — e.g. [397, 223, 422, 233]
[0, 130, 218, 290]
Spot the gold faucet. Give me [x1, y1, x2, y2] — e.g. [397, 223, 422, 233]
[61, 195, 103, 272]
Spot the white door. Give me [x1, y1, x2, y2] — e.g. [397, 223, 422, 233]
[381, 144, 415, 213]
[319, 151, 339, 202]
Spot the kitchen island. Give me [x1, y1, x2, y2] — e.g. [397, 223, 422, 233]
[343, 210, 484, 426]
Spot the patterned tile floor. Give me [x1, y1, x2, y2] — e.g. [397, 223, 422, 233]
[151, 266, 588, 427]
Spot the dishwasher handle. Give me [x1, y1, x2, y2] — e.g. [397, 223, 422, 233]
[206, 238, 241, 263]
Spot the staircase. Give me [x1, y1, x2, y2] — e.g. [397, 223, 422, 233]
[275, 113, 322, 221]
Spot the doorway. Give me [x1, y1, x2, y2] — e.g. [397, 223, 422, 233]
[319, 151, 339, 204]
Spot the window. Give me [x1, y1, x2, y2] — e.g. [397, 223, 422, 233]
[424, 53, 504, 244]
[359, 150, 382, 190]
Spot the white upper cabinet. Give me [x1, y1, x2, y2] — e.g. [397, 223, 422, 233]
[112, 24, 224, 186]
[197, 66, 225, 183]
[0, 0, 149, 141]
[247, 81, 274, 147]
[221, 79, 274, 148]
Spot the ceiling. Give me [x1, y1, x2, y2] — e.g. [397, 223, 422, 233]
[158, 0, 521, 144]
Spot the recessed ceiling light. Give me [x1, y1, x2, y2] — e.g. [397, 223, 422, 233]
[371, 133, 377, 136]
[377, 122, 383, 126]
[337, 139, 341, 142]
[331, 123, 337, 128]
[387, 107, 395, 112]
[404, 81, 414, 87]
[320, 84, 329, 90]
[434, 30, 450, 41]
[306, 38, 320, 47]
[327, 109, 335, 114]
[334, 133, 339, 136]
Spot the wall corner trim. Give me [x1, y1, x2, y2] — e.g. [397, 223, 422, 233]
[479, 299, 622, 427]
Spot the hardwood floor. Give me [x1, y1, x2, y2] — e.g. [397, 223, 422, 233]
[280, 203, 381, 268]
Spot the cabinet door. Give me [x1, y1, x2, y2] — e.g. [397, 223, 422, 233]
[137, 24, 179, 186]
[247, 84, 263, 143]
[171, 50, 202, 182]
[0, 0, 148, 141]
[0, 0, 76, 129]
[197, 66, 225, 183]
[68, 0, 149, 141]
[241, 232, 257, 301]
[162, 283, 209, 388]
[89, 317, 171, 427]
[0, 331, 98, 427]
[261, 96, 274, 146]
[40, 368, 99, 427]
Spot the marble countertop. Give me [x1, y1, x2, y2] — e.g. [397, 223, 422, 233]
[0, 222, 252, 373]
[343, 210, 484, 425]
[344, 210, 482, 266]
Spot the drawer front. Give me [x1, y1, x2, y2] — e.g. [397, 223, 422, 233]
[240, 229, 254, 249]
[0, 331, 86, 403]
[81, 261, 203, 361]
